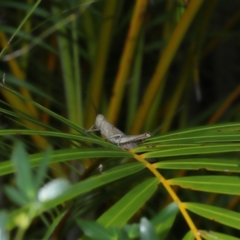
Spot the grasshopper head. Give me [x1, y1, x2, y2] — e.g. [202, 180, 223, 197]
[145, 132, 151, 138]
[95, 114, 105, 128]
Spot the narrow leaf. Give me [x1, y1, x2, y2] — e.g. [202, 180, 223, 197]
[182, 230, 194, 240]
[42, 162, 145, 211]
[143, 144, 240, 158]
[154, 159, 240, 172]
[151, 202, 178, 239]
[97, 178, 159, 227]
[147, 123, 240, 143]
[168, 176, 240, 195]
[199, 230, 240, 240]
[0, 148, 132, 176]
[43, 211, 68, 240]
[184, 202, 240, 230]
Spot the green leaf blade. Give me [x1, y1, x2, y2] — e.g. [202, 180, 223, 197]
[184, 203, 240, 230]
[97, 178, 159, 227]
[151, 202, 178, 239]
[154, 159, 240, 172]
[11, 142, 35, 200]
[199, 230, 240, 240]
[143, 144, 240, 158]
[0, 148, 132, 176]
[42, 162, 145, 211]
[169, 176, 240, 195]
[77, 219, 113, 240]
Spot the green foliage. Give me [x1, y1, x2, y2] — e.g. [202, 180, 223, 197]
[0, 0, 240, 240]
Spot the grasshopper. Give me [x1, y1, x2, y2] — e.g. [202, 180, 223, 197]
[87, 114, 151, 150]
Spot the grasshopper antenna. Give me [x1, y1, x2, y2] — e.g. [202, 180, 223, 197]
[85, 92, 100, 133]
[85, 91, 98, 115]
[89, 96, 98, 115]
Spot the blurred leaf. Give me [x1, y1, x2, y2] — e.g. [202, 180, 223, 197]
[6, 163, 145, 230]
[0, 72, 58, 102]
[0, 211, 9, 240]
[97, 178, 159, 227]
[4, 186, 28, 206]
[0, 0, 41, 57]
[168, 176, 240, 195]
[0, 1, 50, 18]
[107, 226, 130, 240]
[122, 224, 140, 239]
[0, 26, 57, 55]
[77, 219, 113, 240]
[151, 202, 178, 239]
[116, 227, 130, 240]
[0, 85, 87, 134]
[184, 202, 240, 230]
[139, 217, 158, 240]
[42, 210, 67, 240]
[11, 142, 35, 201]
[34, 147, 51, 189]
